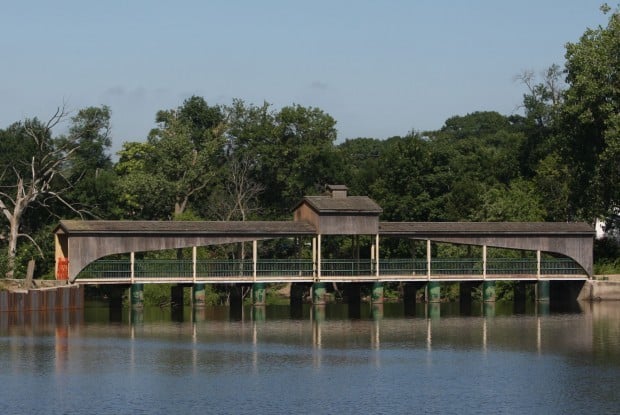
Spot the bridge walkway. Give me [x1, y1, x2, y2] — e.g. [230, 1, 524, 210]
[75, 257, 587, 285]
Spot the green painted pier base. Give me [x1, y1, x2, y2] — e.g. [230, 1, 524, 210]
[536, 280, 550, 302]
[483, 302, 496, 317]
[312, 282, 327, 305]
[427, 282, 441, 303]
[252, 305, 266, 321]
[483, 281, 496, 302]
[130, 284, 144, 308]
[428, 302, 441, 319]
[252, 282, 266, 306]
[371, 282, 384, 304]
[371, 303, 384, 319]
[192, 283, 206, 307]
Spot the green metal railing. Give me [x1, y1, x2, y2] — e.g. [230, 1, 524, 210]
[257, 259, 313, 278]
[135, 260, 193, 279]
[321, 259, 372, 276]
[379, 258, 427, 275]
[76, 257, 585, 280]
[196, 259, 253, 278]
[77, 260, 131, 279]
[432, 258, 482, 275]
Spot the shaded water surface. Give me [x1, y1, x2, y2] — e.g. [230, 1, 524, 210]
[1, 301, 619, 414]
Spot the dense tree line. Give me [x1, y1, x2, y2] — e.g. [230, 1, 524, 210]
[1, 7, 619, 279]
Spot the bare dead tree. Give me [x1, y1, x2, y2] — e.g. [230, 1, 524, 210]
[0, 107, 80, 278]
[225, 156, 264, 222]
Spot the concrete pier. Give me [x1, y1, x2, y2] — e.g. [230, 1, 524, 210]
[536, 280, 550, 302]
[371, 282, 384, 304]
[483, 281, 496, 302]
[130, 283, 144, 308]
[312, 282, 327, 305]
[252, 282, 266, 306]
[192, 283, 206, 307]
[578, 280, 620, 301]
[427, 282, 441, 303]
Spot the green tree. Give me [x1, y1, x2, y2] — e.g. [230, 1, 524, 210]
[116, 97, 225, 219]
[336, 138, 384, 196]
[515, 64, 564, 177]
[561, 7, 620, 224]
[60, 106, 119, 218]
[475, 179, 546, 222]
[370, 134, 434, 221]
[249, 104, 339, 217]
[421, 112, 526, 221]
[115, 142, 173, 219]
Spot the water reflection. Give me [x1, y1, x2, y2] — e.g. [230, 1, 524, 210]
[1, 301, 619, 372]
[1, 301, 620, 414]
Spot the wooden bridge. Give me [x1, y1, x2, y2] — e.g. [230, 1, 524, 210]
[54, 186, 593, 288]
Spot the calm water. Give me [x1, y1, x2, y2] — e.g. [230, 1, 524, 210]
[1, 301, 619, 414]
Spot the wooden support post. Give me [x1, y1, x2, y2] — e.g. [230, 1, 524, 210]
[317, 234, 322, 281]
[130, 252, 135, 284]
[483, 245, 487, 280]
[312, 237, 317, 279]
[426, 240, 431, 280]
[371, 243, 375, 275]
[375, 234, 380, 278]
[192, 246, 197, 283]
[253, 240, 258, 282]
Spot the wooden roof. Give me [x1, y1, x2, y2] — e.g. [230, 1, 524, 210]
[56, 220, 594, 237]
[56, 220, 316, 235]
[378, 222, 594, 236]
[295, 196, 383, 214]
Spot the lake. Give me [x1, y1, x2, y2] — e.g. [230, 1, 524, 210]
[1, 301, 619, 414]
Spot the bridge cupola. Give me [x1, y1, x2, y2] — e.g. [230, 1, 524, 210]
[326, 184, 348, 198]
[293, 185, 382, 235]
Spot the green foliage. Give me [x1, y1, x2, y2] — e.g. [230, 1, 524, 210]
[561, 9, 620, 221]
[475, 179, 546, 221]
[594, 237, 620, 273]
[336, 138, 383, 195]
[254, 104, 340, 217]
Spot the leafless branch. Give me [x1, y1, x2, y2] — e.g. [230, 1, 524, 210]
[17, 233, 45, 258]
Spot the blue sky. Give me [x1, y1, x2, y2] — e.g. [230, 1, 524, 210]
[0, 1, 609, 153]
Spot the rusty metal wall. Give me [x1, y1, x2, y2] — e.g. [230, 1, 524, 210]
[0, 285, 84, 313]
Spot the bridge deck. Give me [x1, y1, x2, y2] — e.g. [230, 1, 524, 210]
[74, 257, 588, 285]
